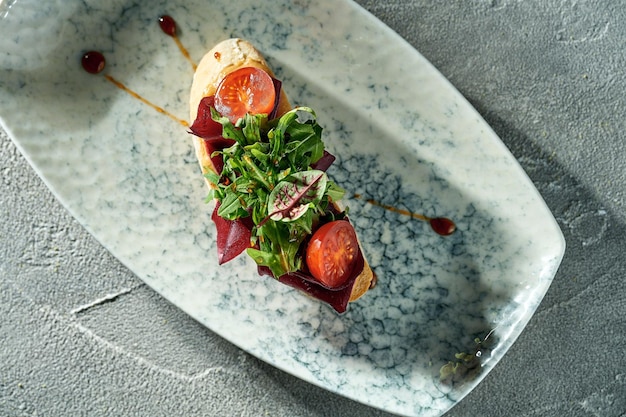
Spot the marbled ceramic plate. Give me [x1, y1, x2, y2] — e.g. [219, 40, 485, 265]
[0, 1, 565, 416]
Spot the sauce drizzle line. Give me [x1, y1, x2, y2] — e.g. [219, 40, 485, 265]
[353, 193, 456, 236]
[103, 74, 189, 127]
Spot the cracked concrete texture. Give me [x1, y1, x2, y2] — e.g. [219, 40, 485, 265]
[2, 1, 626, 416]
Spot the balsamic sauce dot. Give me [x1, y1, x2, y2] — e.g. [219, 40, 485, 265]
[429, 217, 456, 236]
[81, 51, 106, 74]
[158, 15, 176, 37]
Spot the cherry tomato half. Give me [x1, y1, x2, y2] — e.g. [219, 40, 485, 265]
[214, 67, 276, 123]
[305, 220, 359, 288]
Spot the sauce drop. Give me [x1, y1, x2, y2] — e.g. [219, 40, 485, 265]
[158, 15, 176, 37]
[429, 217, 456, 236]
[81, 51, 106, 74]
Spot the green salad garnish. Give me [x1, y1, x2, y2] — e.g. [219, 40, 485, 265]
[205, 106, 345, 278]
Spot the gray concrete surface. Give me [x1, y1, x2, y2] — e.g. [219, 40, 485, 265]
[2, 1, 625, 416]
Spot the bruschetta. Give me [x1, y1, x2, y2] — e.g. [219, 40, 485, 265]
[188, 38, 375, 313]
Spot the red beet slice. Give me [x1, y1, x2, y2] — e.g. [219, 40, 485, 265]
[211, 203, 253, 264]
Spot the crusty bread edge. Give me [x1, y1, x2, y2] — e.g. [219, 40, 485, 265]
[189, 38, 375, 304]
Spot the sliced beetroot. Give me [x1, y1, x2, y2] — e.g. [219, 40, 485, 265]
[189, 96, 223, 140]
[211, 202, 253, 264]
[268, 77, 283, 120]
[311, 150, 336, 172]
[203, 137, 235, 175]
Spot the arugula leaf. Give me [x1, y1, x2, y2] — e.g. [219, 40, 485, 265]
[211, 107, 246, 145]
[246, 247, 285, 275]
[274, 107, 324, 169]
[204, 170, 221, 187]
[325, 181, 346, 203]
[217, 190, 248, 220]
[241, 112, 265, 145]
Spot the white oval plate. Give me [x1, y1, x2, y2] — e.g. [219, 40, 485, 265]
[0, 1, 565, 416]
